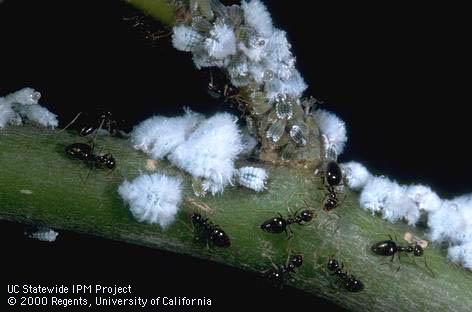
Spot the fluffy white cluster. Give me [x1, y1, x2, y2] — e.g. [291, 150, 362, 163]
[428, 195, 472, 268]
[171, 0, 307, 102]
[26, 228, 59, 242]
[169, 113, 243, 194]
[204, 22, 237, 59]
[131, 108, 204, 159]
[236, 166, 268, 192]
[360, 176, 420, 225]
[0, 88, 58, 128]
[132, 111, 245, 195]
[341, 161, 371, 191]
[118, 173, 183, 228]
[345, 161, 472, 269]
[314, 109, 347, 157]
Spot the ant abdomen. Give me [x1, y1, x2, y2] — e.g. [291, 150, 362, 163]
[260, 217, 287, 234]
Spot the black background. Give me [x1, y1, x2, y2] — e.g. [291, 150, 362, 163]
[0, 0, 470, 311]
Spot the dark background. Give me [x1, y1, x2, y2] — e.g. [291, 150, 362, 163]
[0, 0, 470, 311]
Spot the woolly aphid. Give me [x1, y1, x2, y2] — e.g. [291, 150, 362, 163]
[241, 0, 274, 38]
[118, 173, 183, 228]
[171, 0, 307, 103]
[264, 71, 307, 101]
[448, 242, 472, 269]
[341, 161, 372, 191]
[131, 108, 204, 159]
[351, 160, 472, 269]
[314, 109, 348, 157]
[172, 25, 204, 52]
[26, 228, 59, 242]
[428, 195, 472, 268]
[359, 176, 421, 226]
[405, 184, 443, 213]
[168, 112, 243, 195]
[428, 195, 472, 245]
[204, 21, 237, 60]
[4, 87, 41, 106]
[0, 88, 58, 128]
[236, 166, 268, 192]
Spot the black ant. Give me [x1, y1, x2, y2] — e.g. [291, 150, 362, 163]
[191, 213, 231, 248]
[65, 142, 116, 170]
[371, 235, 424, 261]
[327, 258, 364, 292]
[371, 234, 434, 276]
[260, 207, 315, 237]
[316, 145, 345, 211]
[263, 253, 303, 288]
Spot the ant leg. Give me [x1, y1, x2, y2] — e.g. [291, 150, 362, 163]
[396, 253, 402, 272]
[89, 117, 106, 146]
[55, 112, 82, 134]
[424, 256, 436, 278]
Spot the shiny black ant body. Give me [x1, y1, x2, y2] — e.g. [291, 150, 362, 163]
[316, 145, 345, 211]
[191, 213, 231, 248]
[322, 161, 344, 211]
[325, 160, 343, 187]
[371, 237, 424, 261]
[260, 208, 315, 237]
[263, 254, 303, 288]
[323, 185, 341, 211]
[327, 258, 364, 292]
[65, 142, 116, 170]
[371, 235, 434, 276]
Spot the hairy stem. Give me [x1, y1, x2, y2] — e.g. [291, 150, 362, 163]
[0, 125, 471, 312]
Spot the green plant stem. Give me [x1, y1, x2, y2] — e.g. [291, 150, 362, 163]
[126, 0, 176, 26]
[0, 125, 471, 311]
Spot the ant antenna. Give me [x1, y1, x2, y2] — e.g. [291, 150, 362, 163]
[53, 112, 82, 135]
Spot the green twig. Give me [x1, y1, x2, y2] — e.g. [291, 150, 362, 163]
[0, 125, 471, 311]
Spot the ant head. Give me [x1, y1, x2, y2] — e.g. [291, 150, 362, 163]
[191, 213, 203, 223]
[103, 154, 116, 170]
[290, 254, 303, 268]
[327, 258, 339, 271]
[299, 210, 315, 222]
[413, 244, 424, 256]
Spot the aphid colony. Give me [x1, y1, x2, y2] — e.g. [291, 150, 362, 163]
[0, 87, 58, 128]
